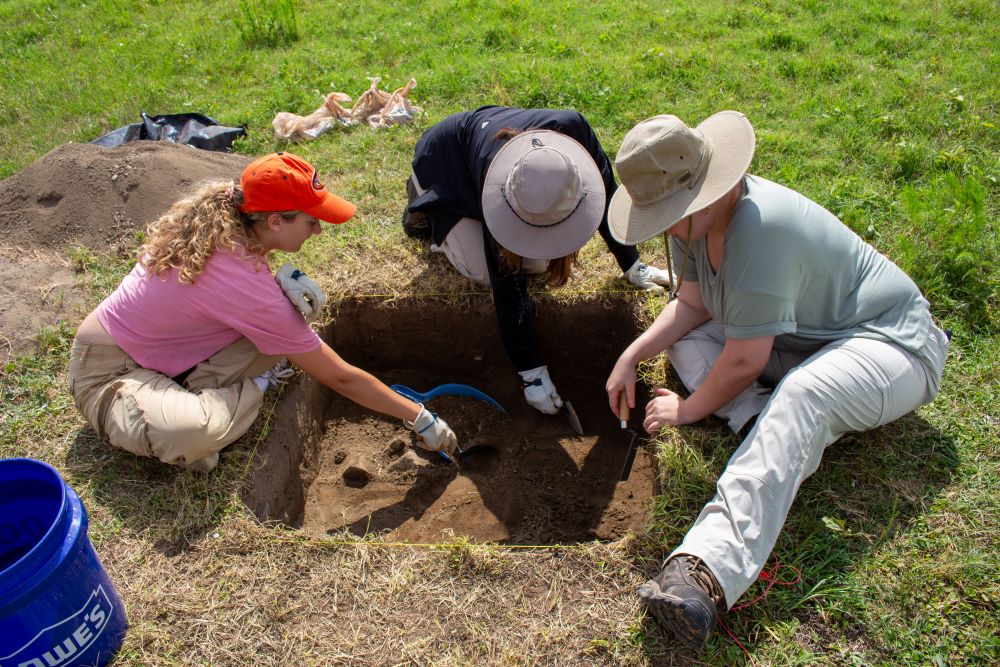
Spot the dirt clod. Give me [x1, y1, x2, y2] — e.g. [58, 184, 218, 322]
[387, 449, 429, 474]
[386, 437, 407, 457]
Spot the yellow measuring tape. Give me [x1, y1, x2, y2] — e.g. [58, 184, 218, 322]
[329, 287, 644, 299]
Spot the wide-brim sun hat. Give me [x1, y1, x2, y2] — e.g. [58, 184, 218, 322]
[608, 111, 755, 245]
[481, 130, 606, 260]
[240, 152, 356, 224]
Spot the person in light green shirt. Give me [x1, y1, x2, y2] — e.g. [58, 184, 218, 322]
[674, 174, 936, 365]
[605, 111, 949, 651]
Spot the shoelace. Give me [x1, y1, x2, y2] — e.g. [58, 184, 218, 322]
[682, 557, 725, 607]
[262, 366, 295, 389]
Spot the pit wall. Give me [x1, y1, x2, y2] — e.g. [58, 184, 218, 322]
[242, 295, 644, 526]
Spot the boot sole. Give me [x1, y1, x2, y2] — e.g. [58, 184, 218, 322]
[641, 592, 715, 651]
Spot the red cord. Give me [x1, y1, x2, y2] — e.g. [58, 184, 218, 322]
[716, 555, 802, 664]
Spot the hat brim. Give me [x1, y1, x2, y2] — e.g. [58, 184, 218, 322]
[304, 191, 357, 224]
[608, 111, 755, 245]
[481, 130, 606, 260]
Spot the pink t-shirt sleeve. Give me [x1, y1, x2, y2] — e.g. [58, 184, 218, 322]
[190, 253, 321, 355]
[98, 251, 321, 377]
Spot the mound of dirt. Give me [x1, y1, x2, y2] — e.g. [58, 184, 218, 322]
[0, 141, 250, 253]
[0, 141, 251, 354]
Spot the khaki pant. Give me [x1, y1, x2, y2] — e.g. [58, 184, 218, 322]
[410, 173, 547, 285]
[68, 337, 280, 468]
[666, 320, 949, 608]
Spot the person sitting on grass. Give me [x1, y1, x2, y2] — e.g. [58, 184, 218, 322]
[69, 152, 457, 473]
[402, 106, 674, 415]
[604, 112, 949, 650]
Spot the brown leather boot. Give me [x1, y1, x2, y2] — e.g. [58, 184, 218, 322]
[637, 554, 726, 651]
[401, 175, 431, 240]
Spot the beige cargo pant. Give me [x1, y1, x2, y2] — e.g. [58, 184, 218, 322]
[410, 173, 547, 285]
[68, 337, 280, 469]
[665, 320, 949, 608]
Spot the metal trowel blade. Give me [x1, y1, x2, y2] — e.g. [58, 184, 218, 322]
[454, 443, 499, 472]
[619, 429, 640, 481]
[455, 442, 490, 459]
[562, 401, 584, 436]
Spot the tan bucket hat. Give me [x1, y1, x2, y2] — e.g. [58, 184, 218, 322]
[608, 111, 755, 245]
[481, 130, 605, 260]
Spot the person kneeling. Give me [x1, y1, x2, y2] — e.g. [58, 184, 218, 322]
[70, 152, 457, 472]
[404, 106, 674, 415]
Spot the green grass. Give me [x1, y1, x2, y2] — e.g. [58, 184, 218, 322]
[2, 0, 998, 665]
[237, 0, 299, 48]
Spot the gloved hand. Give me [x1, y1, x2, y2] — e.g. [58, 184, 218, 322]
[275, 263, 326, 321]
[518, 365, 564, 415]
[624, 260, 673, 295]
[404, 405, 458, 457]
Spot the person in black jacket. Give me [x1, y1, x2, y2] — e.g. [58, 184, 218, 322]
[404, 106, 672, 414]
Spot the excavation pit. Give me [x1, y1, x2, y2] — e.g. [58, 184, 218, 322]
[244, 298, 656, 544]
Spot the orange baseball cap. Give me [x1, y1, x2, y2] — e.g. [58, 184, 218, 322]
[239, 152, 356, 223]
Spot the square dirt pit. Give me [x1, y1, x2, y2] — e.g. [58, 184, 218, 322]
[243, 297, 656, 544]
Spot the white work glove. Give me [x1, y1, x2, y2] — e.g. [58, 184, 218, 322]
[624, 260, 673, 295]
[518, 365, 564, 415]
[275, 263, 326, 322]
[404, 405, 458, 457]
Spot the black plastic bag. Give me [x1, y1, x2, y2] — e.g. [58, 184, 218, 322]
[92, 112, 245, 152]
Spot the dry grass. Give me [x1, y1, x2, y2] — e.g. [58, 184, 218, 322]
[289, 193, 672, 308]
[5, 216, 991, 666]
[9, 244, 695, 665]
[108, 521, 662, 666]
[9, 216, 989, 665]
[4, 222, 703, 666]
[3, 0, 998, 661]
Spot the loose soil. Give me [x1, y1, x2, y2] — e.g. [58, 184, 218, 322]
[0, 141, 248, 353]
[0, 245, 83, 352]
[247, 298, 657, 545]
[304, 393, 654, 544]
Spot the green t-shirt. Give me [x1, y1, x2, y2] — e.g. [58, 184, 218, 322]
[671, 175, 934, 363]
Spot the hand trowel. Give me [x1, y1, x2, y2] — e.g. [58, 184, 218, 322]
[561, 401, 583, 436]
[618, 393, 641, 481]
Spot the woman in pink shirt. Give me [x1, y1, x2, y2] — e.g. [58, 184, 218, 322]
[70, 152, 457, 472]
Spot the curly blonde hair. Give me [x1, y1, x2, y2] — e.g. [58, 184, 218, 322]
[139, 180, 269, 284]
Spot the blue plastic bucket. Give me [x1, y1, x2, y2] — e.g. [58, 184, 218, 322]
[0, 458, 127, 667]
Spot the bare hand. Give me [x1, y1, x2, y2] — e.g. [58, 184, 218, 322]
[643, 387, 691, 434]
[606, 355, 637, 420]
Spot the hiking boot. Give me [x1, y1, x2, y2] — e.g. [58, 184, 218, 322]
[638, 554, 726, 651]
[402, 175, 432, 240]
